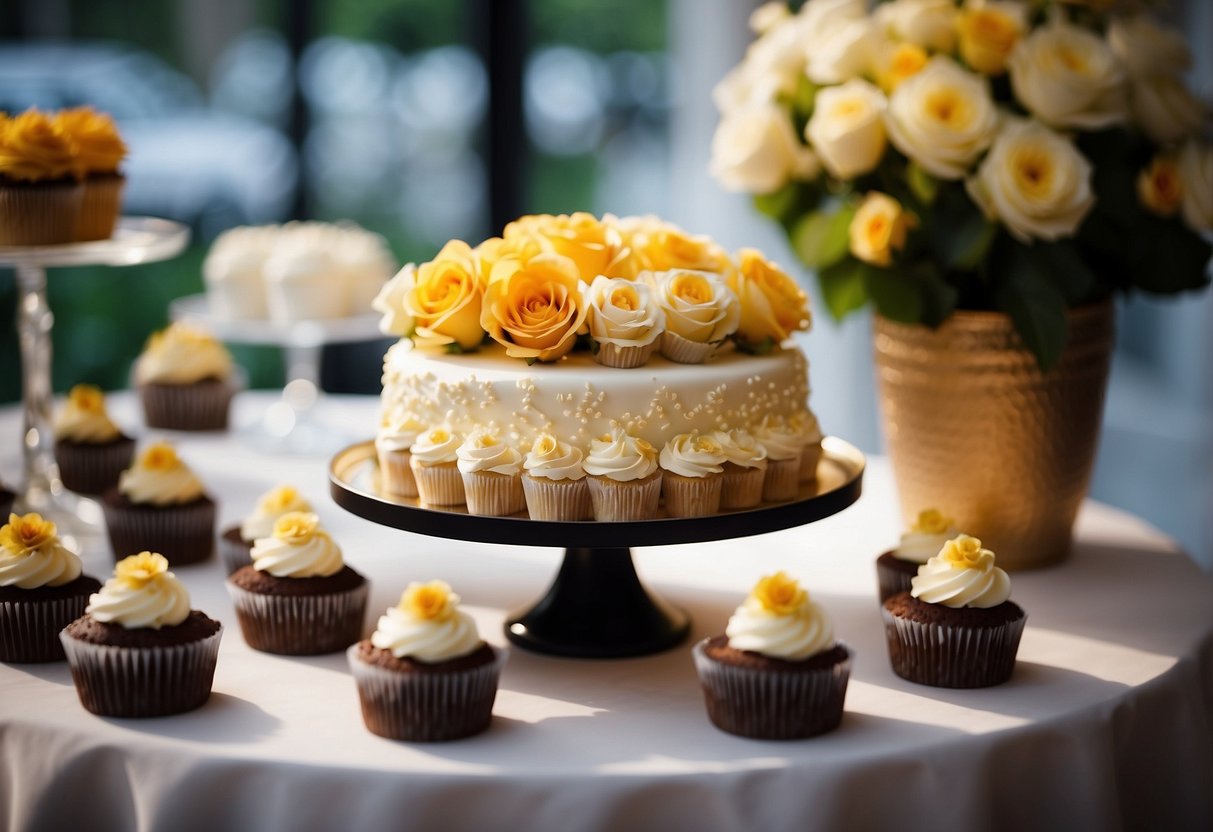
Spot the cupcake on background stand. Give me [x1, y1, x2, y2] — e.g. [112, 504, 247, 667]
[711, 428, 768, 510]
[219, 484, 313, 575]
[227, 511, 367, 655]
[457, 428, 526, 517]
[0, 512, 101, 662]
[520, 432, 591, 521]
[875, 509, 961, 604]
[134, 322, 236, 432]
[583, 428, 662, 521]
[660, 432, 726, 517]
[53, 107, 126, 241]
[693, 571, 851, 739]
[348, 580, 508, 742]
[101, 441, 216, 565]
[409, 426, 466, 507]
[882, 534, 1026, 688]
[585, 275, 664, 368]
[202, 225, 275, 320]
[60, 552, 222, 717]
[0, 109, 83, 246]
[53, 384, 135, 496]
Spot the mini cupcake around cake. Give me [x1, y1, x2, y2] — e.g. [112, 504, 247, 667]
[409, 426, 466, 507]
[457, 428, 526, 517]
[520, 433, 591, 521]
[53, 384, 135, 496]
[659, 432, 726, 518]
[584, 428, 662, 521]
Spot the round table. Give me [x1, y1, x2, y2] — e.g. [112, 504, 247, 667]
[1, 393, 1210, 832]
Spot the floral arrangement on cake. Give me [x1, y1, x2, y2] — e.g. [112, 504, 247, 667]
[709, 0, 1212, 368]
[372, 212, 811, 367]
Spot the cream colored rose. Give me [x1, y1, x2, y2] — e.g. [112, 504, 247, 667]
[714, 18, 807, 112]
[644, 269, 739, 343]
[875, 40, 929, 92]
[481, 253, 589, 361]
[966, 119, 1094, 243]
[1177, 141, 1213, 233]
[1007, 20, 1126, 130]
[403, 240, 485, 351]
[874, 0, 957, 54]
[750, 1, 791, 34]
[372, 263, 418, 338]
[885, 56, 999, 180]
[1137, 154, 1182, 218]
[728, 249, 810, 346]
[1107, 14, 1191, 81]
[711, 103, 820, 194]
[1128, 75, 1205, 147]
[849, 192, 914, 267]
[586, 275, 664, 347]
[799, 0, 876, 85]
[806, 79, 888, 180]
[957, 0, 1029, 76]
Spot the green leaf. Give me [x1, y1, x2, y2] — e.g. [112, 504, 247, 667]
[792, 204, 856, 270]
[734, 335, 777, 355]
[1035, 241, 1097, 304]
[906, 162, 940, 207]
[915, 263, 960, 327]
[863, 266, 922, 323]
[1128, 215, 1213, 294]
[817, 258, 869, 320]
[993, 243, 1070, 371]
[792, 76, 819, 120]
[753, 182, 800, 223]
[927, 185, 995, 271]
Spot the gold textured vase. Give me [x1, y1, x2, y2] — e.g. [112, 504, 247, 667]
[873, 301, 1114, 570]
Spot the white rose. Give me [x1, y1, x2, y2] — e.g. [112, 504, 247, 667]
[966, 119, 1095, 243]
[1008, 20, 1126, 130]
[586, 275, 664, 347]
[799, 0, 876, 85]
[710, 102, 820, 194]
[714, 20, 807, 112]
[750, 1, 792, 35]
[643, 269, 740, 344]
[372, 263, 417, 337]
[1177, 140, 1213, 233]
[874, 0, 957, 54]
[885, 56, 999, 180]
[1107, 14, 1191, 81]
[1129, 75, 1206, 147]
[806, 79, 888, 180]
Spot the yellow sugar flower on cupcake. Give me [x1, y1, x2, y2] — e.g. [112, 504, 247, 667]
[751, 571, 808, 616]
[114, 551, 172, 589]
[0, 512, 58, 556]
[402, 579, 458, 621]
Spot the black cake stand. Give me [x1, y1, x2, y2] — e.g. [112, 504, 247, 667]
[330, 437, 864, 659]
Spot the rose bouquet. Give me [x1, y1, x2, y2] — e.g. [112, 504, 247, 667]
[372, 212, 809, 365]
[710, 0, 1212, 368]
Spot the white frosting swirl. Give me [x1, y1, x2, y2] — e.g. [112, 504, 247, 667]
[789, 409, 823, 445]
[134, 323, 233, 385]
[523, 433, 586, 481]
[725, 585, 834, 660]
[753, 416, 801, 461]
[911, 535, 1012, 608]
[375, 410, 427, 453]
[894, 529, 959, 564]
[239, 485, 313, 543]
[659, 432, 726, 478]
[370, 603, 481, 662]
[583, 429, 659, 482]
[710, 429, 768, 469]
[118, 445, 206, 506]
[409, 427, 462, 465]
[250, 513, 344, 578]
[87, 554, 190, 629]
[54, 386, 121, 443]
[0, 514, 83, 588]
[457, 428, 523, 475]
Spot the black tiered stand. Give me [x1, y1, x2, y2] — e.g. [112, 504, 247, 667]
[330, 437, 864, 658]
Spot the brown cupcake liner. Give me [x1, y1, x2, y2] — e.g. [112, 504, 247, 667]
[462, 471, 526, 516]
[0, 595, 93, 663]
[521, 475, 592, 521]
[410, 461, 466, 506]
[881, 607, 1026, 688]
[103, 498, 216, 565]
[587, 471, 662, 521]
[347, 644, 508, 742]
[377, 447, 418, 499]
[719, 464, 766, 510]
[662, 472, 722, 518]
[74, 174, 124, 242]
[799, 441, 823, 483]
[762, 456, 802, 502]
[659, 330, 718, 364]
[218, 530, 253, 576]
[0, 179, 83, 246]
[138, 380, 234, 432]
[592, 337, 658, 369]
[54, 436, 135, 495]
[227, 580, 368, 656]
[875, 559, 917, 605]
[59, 626, 223, 717]
[691, 639, 851, 739]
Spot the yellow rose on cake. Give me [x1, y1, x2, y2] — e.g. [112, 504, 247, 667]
[508, 212, 629, 284]
[645, 268, 739, 363]
[481, 253, 589, 362]
[728, 249, 809, 351]
[374, 241, 485, 351]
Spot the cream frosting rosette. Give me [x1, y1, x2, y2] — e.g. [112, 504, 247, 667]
[457, 428, 523, 476]
[481, 253, 589, 362]
[250, 512, 343, 579]
[805, 79, 888, 181]
[409, 426, 462, 465]
[118, 442, 205, 506]
[370, 580, 482, 663]
[54, 384, 121, 444]
[711, 429, 768, 469]
[0, 512, 83, 589]
[893, 508, 960, 564]
[87, 552, 190, 629]
[752, 415, 801, 462]
[728, 248, 810, 350]
[375, 408, 427, 454]
[584, 429, 659, 482]
[523, 433, 586, 481]
[911, 534, 1011, 609]
[134, 322, 233, 386]
[239, 485, 313, 543]
[644, 269, 739, 364]
[659, 433, 726, 479]
[712, 428, 769, 509]
[1007, 19, 1125, 131]
[726, 572, 834, 661]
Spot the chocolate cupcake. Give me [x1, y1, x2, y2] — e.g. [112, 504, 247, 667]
[53, 107, 126, 241]
[101, 441, 216, 565]
[53, 384, 135, 496]
[60, 552, 222, 717]
[227, 512, 367, 655]
[0, 110, 83, 246]
[875, 508, 960, 604]
[0, 512, 101, 662]
[692, 572, 851, 739]
[133, 322, 236, 432]
[882, 535, 1026, 689]
[219, 484, 313, 575]
[348, 580, 508, 742]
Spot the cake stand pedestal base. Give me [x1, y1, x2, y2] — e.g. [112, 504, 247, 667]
[505, 547, 689, 659]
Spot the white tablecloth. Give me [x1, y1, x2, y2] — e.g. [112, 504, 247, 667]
[1, 393, 1211, 832]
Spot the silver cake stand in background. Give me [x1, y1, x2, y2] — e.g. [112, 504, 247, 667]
[170, 294, 384, 454]
[0, 217, 190, 549]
